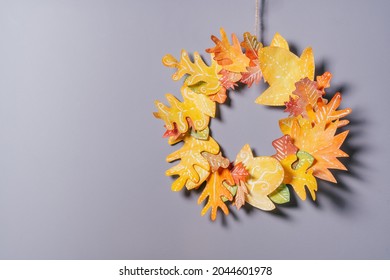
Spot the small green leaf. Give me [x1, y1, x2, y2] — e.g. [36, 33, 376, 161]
[222, 182, 237, 202]
[191, 126, 209, 140]
[269, 184, 290, 204]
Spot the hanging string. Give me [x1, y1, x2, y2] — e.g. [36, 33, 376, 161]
[255, 0, 260, 40]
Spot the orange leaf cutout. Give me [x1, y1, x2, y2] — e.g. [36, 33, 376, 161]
[241, 66, 262, 88]
[198, 168, 235, 221]
[316, 71, 332, 91]
[241, 32, 262, 66]
[209, 87, 228, 104]
[307, 93, 352, 128]
[290, 117, 349, 183]
[272, 135, 298, 161]
[231, 162, 250, 185]
[202, 152, 230, 172]
[206, 28, 250, 73]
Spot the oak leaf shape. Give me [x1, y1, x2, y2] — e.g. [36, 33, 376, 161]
[256, 33, 315, 106]
[162, 50, 223, 96]
[166, 135, 220, 191]
[154, 87, 215, 135]
[280, 151, 317, 200]
[198, 168, 235, 221]
[201, 152, 230, 172]
[206, 28, 250, 73]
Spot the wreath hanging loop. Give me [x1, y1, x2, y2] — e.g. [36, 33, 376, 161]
[154, 28, 352, 221]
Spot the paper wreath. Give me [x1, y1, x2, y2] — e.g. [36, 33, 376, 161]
[154, 28, 352, 221]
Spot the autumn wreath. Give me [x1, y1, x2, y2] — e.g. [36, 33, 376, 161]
[153, 28, 351, 221]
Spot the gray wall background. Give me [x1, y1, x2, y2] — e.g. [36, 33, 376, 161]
[0, 0, 389, 259]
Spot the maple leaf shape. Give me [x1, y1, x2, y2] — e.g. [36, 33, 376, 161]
[154, 86, 216, 135]
[231, 162, 250, 185]
[307, 93, 352, 128]
[255, 33, 315, 106]
[219, 69, 241, 90]
[272, 135, 298, 161]
[209, 87, 228, 104]
[290, 117, 349, 183]
[241, 32, 262, 66]
[235, 144, 284, 210]
[206, 28, 250, 73]
[280, 151, 318, 200]
[198, 168, 235, 221]
[162, 51, 223, 96]
[166, 135, 220, 191]
[201, 152, 230, 172]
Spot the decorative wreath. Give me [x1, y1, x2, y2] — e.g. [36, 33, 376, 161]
[153, 28, 352, 221]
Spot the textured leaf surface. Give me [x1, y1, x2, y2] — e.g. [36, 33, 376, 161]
[166, 135, 219, 191]
[269, 184, 290, 204]
[162, 50, 223, 96]
[206, 28, 250, 73]
[235, 144, 284, 210]
[272, 135, 298, 161]
[290, 117, 349, 183]
[280, 151, 317, 200]
[154, 87, 215, 134]
[198, 168, 235, 221]
[256, 33, 314, 106]
[202, 152, 230, 172]
[235, 181, 249, 210]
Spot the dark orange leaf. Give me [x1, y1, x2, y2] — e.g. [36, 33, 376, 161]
[231, 162, 250, 185]
[209, 87, 228, 104]
[272, 135, 298, 161]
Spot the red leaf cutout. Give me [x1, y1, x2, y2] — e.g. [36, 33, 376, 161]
[231, 162, 250, 185]
[272, 135, 298, 161]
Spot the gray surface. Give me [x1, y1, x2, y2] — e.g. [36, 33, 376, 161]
[0, 0, 389, 259]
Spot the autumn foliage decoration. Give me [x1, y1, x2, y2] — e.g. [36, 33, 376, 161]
[154, 28, 352, 221]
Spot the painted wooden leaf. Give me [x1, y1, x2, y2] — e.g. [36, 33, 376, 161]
[317, 71, 332, 91]
[163, 51, 223, 96]
[280, 151, 317, 200]
[166, 135, 219, 191]
[235, 181, 249, 210]
[219, 69, 241, 90]
[269, 184, 290, 204]
[272, 135, 298, 161]
[231, 162, 250, 185]
[290, 117, 349, 183]
[256, 33, 315, 106]
[285, 78, 323, 117]
[241, 66, 262, 88]
[154, 87, 215, 134]
[241, 32, 262, 66]
[201, 152, 230, 172]
[209, 87, 228, 104]
[191, 126, 209, 140]
[206, 28, 250, 73]
[186, 165, 210, 190]
[235, 144, 284, 210]
[307, 93, 352, 128]
[198, 168, 235, 221]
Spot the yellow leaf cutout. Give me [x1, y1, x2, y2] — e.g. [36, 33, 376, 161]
[235, 144, 284, 210]
[280, 151, 317, 200]
[166, 135, 219, 191]
[290, 117, 349, 183]
[186, 165, 210, 190]
[206, 28, 250, 73]
[256, 33, 315, 106]
[154, 86, 215, 134]
[198, 168, 235, 221]
[162, 50, 223, 96]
